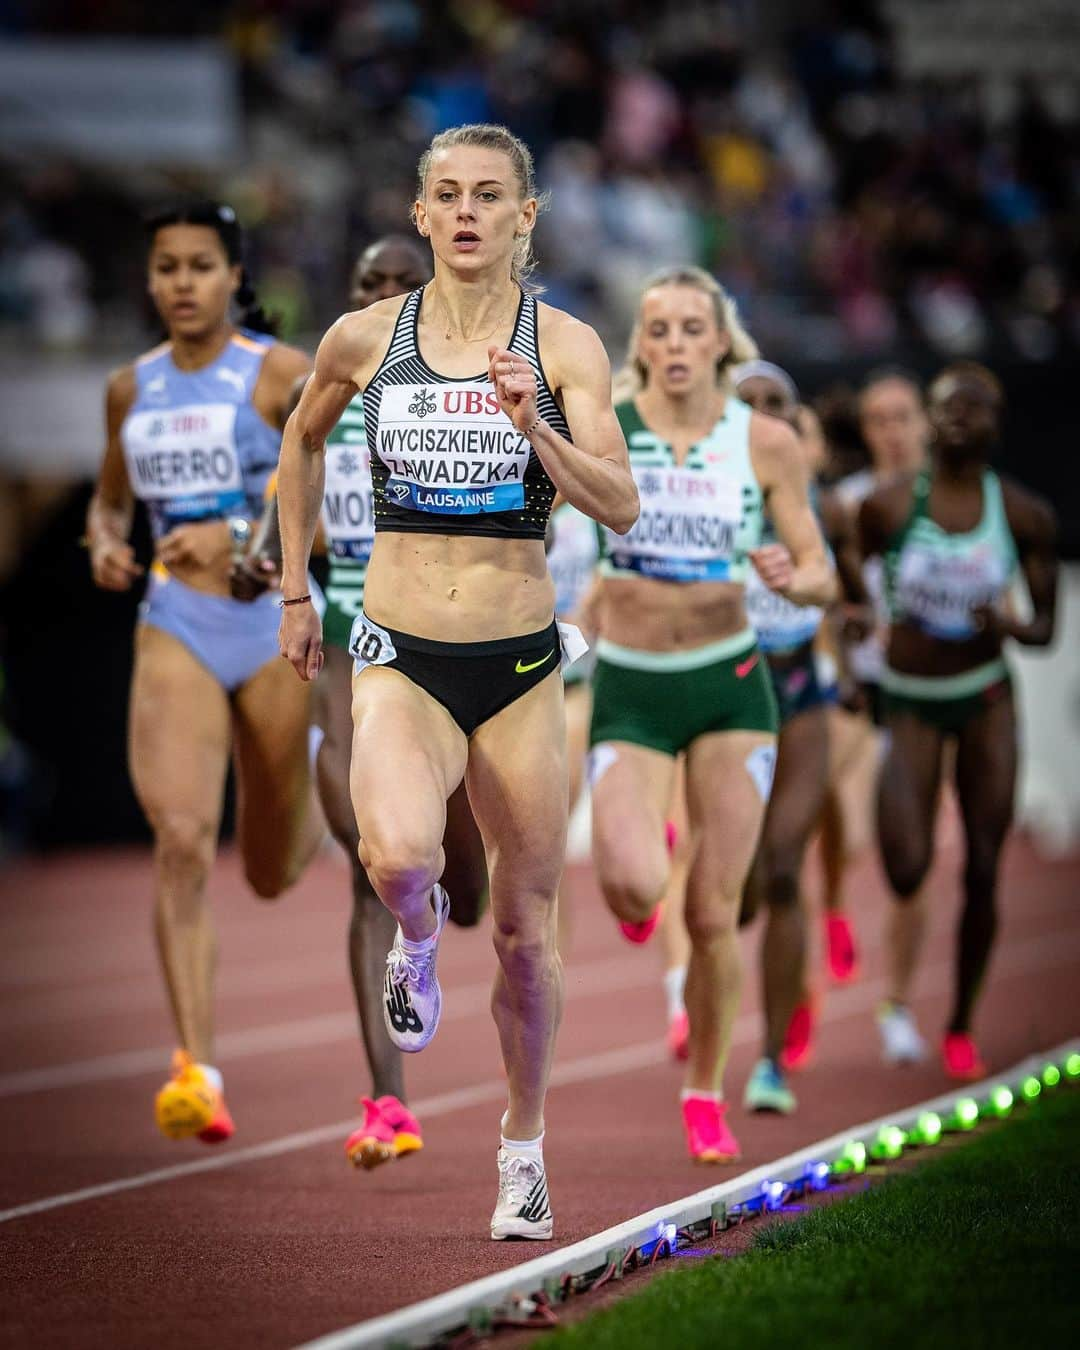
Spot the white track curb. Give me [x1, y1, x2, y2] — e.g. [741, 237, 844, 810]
[296, 1038, 1079, 1350]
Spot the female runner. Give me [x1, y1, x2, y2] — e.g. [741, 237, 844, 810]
[86, 201, 322, 1142]
[588, 268, 835, 1162]
[277, 124, 637, 1239]
[824, 371, 930, 996]
[733, 362, 867, 1114]
[236, 234, 491, 1168]
[860, 362, 1058, 1079]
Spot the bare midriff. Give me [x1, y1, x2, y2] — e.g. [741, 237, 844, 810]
[363, 531, 555, 641]
[155, 527, 234, 598]
[597, 575, 748, 651]
[888, 622, 1004, 679]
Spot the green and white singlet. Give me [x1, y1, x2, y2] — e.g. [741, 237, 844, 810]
[602, 397, 764, 584]
[883, 469, 1018, 643]
[321, 394, 374, 650]
[588, 396, 778, 755]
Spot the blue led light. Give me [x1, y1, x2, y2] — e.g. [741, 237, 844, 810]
[806, 1161, 831, 1190]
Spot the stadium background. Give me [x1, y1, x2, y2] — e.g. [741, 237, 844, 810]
[0, 0, 1077, 852]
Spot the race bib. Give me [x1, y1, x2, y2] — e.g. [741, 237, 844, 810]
[322, 440, 374, 564]
[895, 544, 1008, 641]
[606, 464, 742, 582]
[744, 562, 823, 651]
[376, 382, 529, 515]
[557, 621, 590, 673]
[549, 507, 599, 617]
[349, 614, 397, 675]
[123, 403, 245, 531]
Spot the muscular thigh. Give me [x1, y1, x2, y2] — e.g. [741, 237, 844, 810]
[351, 666, 467, 855]
[564, 681, 592, 808]
[231, 651, 315, 857]
[590, 739, 678, 871]
[761, 707, 829, 860]
[685, 730, 775, 911]
[314, 644, 359, 851]
[878, 714, 945, 864]
[954, 693, 1017, 849]
[466, 671, 568, 903]
[129, 624, 230, 835]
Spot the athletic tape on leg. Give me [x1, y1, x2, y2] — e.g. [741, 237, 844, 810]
[588, 743, 618, 788]
[745, 744, 777, 802]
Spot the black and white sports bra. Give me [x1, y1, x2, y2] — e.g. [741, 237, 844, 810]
[362, 287, 568, 541]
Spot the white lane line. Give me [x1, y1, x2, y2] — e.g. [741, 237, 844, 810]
[0, 956, 651, 1099]
[1, 925, 1076, 1227]
[5, 914, 1076, 1100]
[0, 1040, 669, 1226]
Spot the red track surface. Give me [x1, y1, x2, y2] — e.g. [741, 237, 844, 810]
[2, 818, 1078, 1349]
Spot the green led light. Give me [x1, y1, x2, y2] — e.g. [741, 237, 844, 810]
[948, 1097, 980, 1131]
[1021, 1075, 1042, 1101]
[833, 1139, 867, 1174]
[870, 1124, 906, 1160]
[1042, 1064, 1061, 1088]
[1065, 1053, 1080, 1079]
[913, 1111, 942, 1145]
[985, 1085, 1013, 1118]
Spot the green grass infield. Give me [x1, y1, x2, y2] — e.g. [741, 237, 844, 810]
[552, 1086, 1080, 1349]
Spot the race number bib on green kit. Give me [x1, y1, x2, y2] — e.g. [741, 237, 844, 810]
[377, 383, 529, 515]
[607, 465, 743, 582]
[323, 440, 375, 564]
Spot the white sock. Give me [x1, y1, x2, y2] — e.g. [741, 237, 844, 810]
[680, 1087, 722, 1104]
[400, 891, 440, 952]
[664, 966, 687, 1020]
[500, 1111, 544, 1157]
[197, 1063, 224, 1093]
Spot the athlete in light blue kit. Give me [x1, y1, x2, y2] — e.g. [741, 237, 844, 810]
[860, 362, 1059, 1081]
[86, 201, 322, 1144]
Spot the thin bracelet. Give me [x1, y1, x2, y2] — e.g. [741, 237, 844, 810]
[523, 415, 544, 439]
[279, 593, 312, 608]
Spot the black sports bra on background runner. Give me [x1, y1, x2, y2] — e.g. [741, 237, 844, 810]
[362, 288, 569, 541]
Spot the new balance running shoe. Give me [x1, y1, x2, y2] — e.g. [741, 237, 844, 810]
[744, 1057, 797, 1114]
[383, 884, 451, 1053]
[941, 1032, 987, 1082]
[681, 1096, 740, 1163]
[825, 911, 859, 984]
[154, 1051, 233, 1143]
[344, 1095, 424, 1170]
[667, 1009, 690, 1062]
[491, 1149, 553, 1241]
[780, 994, 819, 1072]
[619, 902, 663, 945]
[877, 1002, 927, 1065]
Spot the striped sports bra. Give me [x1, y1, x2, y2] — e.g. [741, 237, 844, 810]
[362, 287, 568, 541]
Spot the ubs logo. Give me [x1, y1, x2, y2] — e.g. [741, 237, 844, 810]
[408, 387, 437, 419]
[640, 471, 662, 496]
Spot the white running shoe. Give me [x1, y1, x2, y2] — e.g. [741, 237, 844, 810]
[383, 885, 451, 1053]
[491, 1148, 553, 1241]
[877, 1002, 928, 1065]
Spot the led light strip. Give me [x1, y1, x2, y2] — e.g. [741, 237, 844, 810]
[295, 1040, 1080, 1350]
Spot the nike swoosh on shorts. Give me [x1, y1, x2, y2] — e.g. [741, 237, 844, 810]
[515, 650, 554, 675]
[735, 653, 760, 679]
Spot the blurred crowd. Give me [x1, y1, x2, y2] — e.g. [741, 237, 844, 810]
[1, 0, 1078, 362]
